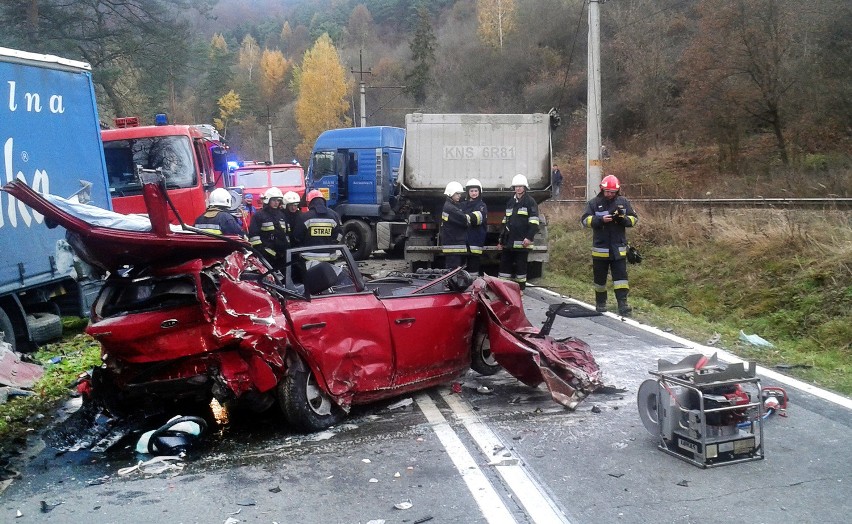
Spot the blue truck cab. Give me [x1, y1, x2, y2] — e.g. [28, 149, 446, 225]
[0, 47, 111, 351]
[307, 126, 405, 259]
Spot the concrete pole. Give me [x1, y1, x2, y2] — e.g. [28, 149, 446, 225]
[360, 81, 367, 127]
[586, 0, 603, 201]
[267, 108, 274, 163]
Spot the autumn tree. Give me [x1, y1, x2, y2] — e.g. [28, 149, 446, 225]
[214, 90, 241, 138]
[293, 33, 351, 159]
[238, 35, 260, 81]
[345, 4, 376, 50]
[477, 0, 516, 49]
[681, 0, 804, 166]
[405, 6, 437, 106]
[198, 34, 233, 122]
[259, 48, 290, 108]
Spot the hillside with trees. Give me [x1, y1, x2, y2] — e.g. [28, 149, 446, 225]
[1, 0, 849, 196]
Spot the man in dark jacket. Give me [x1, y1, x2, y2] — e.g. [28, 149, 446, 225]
[462, 178, 488, 275]
[295, 189, 343, 249]
[498, 174, 540, 290]
[580, 175, 638, 315]
[440, 181, 470, 269]
[194, 188, 245, 237]
[282, 191, 302, 246]
[249, 187, 290, 267]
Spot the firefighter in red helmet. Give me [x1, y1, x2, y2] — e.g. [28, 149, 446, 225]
[580, 175, 638, 315]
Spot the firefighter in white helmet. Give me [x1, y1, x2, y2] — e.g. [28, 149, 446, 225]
[580, 174, 638, 315]
[497, 174, 539, 290]
[282, 191, 302, 246]
[193, 188, 244, 237]
[440, 181, 470, 269]
[462, 178, 488, 275]
[249, 187, 290, 266]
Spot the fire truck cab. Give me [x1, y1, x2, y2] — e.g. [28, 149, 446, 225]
[102, 115, 229, 223]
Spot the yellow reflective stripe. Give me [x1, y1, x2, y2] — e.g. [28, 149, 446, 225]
[592, 251, 610, 258]
[442, 246, 468, 253]
[472, 211, 483, 224]
[593, 284, 607, 292]
[442, 212, 450, 222]
[618, 247, 627, 257]
[613, 280, 630, 290]
[627, 216, 637, 226]
[582, 216, 593, 227]
[469, 246, 483, 254]
[265, 248, 277, 256]
[517, 208, 529, 215]
[528, 217, 540, 225]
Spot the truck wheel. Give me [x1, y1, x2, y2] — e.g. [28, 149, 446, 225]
[343, 220, 372, 260]
[278, 364, 344, 432]
[27, 312, 63, 344]
[527, 262, 544, 280]
[0, 307, 16, 352]
[470, 329, 501, 376]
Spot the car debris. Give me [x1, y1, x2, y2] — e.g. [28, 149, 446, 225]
[3, 178, 603, 446]
[0, 344, 44, 389]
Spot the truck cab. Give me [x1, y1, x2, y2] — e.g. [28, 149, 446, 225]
[102, 116, 229, 224]
[307, 126, 405, 259]
[232, 161, 306, 209]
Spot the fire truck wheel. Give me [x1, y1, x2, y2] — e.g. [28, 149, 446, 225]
[343, 220, 372, 261]
[470, 328, 501, 376]
[279, 364, 344, 432]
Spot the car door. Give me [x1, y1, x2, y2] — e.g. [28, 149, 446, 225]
[287, 292, 394, 398]
[381, 291, 477, 386]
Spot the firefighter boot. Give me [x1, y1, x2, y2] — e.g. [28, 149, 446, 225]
[595, 292, 608, 313]
[615, 289, 632, 316]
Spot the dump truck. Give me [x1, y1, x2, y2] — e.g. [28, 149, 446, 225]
[307, 113, 555, 274]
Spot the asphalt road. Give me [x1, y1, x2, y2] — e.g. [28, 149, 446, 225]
[1, 279, 850, 524]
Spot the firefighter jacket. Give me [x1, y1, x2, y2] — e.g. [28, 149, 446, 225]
[580, 193, 638, 260]
[249, 206, 290, 258]
[283, 208, 301, 246]
[462, 196, 488, 254]
[295, 200, 342, 248]
[500, 193, 540, 249]
[194, 208, 244, 237]
[441, 197, 470, 254]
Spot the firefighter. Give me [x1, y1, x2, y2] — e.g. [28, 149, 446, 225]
[498, 174, 540, 290]
[440, 181, 470, 269]
[282, 191, 302, 246]
[295, 190, 342, 249]
[249, 187, 290, 267]
[193, 188, 244, 237]
[580, 174, 638, 315]
[462, 178, 488, 275]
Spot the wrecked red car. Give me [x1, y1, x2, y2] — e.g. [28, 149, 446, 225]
[3, 177, 602, 432]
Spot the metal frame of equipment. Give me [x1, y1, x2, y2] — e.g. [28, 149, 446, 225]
[638, 353, 765, 468]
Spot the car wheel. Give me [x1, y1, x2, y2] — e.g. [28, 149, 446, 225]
[0, 306, 16, 352]
[343, 219, 372, 261]
[27, 312, 63, 344]
[470, 329, 501, 376]
[278, 364, 344, 432]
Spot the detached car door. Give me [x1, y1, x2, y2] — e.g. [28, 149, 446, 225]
[381, 292, 477, 386]
[287, 292, 394, 398]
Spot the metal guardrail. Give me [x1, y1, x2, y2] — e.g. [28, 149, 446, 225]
[550, 198, 852, 208]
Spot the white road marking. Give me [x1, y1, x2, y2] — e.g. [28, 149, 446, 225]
[441, 390, 572, 524]
[535, 287, 852, 410]
[415, 393, 518, 524]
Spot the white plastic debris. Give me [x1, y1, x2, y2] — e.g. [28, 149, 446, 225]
[738, 330, 775, 348]
[394, 500, 413, 510]
[387, 398, 414, 410]
[393, 472, 401, 478]
[362, 458, 372, 463]
[476, 386, 493, 394]
[369, 478, 379, 483]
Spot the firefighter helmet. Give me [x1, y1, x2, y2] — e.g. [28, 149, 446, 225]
[208, 188, 232, 208]
[262, 187, 284, 204]
[511, 174, 529, 188]
[283, 191, 300, 205]
[465, 178, 482, 191]
[444, 181, 464, 197]
[600, 175, 620, 191]
[306, 189, 325, 203]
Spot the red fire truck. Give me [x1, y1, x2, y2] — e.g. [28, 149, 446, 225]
[101, 115, 230, 223]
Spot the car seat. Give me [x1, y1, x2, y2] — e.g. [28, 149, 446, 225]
[305, 262, 338, 295]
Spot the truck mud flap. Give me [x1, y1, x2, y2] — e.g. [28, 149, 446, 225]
[473, 277, 602, 409]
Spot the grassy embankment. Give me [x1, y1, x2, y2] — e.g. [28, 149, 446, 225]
[541, 201, 851, 395]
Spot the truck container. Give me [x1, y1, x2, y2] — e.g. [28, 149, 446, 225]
[0, 47, 112, 351]
[307, 113, 554, 274]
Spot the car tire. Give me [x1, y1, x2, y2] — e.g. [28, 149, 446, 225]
[470, 329, 501, 376]
[0, 307, 16, 351]
[343, 219, 372, 261]
[26, 312, 63, 344]
[278, 363, 344, 432]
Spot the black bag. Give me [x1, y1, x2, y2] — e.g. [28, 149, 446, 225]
[627, 243, 642, 264]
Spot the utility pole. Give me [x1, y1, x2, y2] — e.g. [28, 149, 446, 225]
[267, 107, 274, 163]
[351, 50, 372, 128]
[586, 0, 604, 201]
